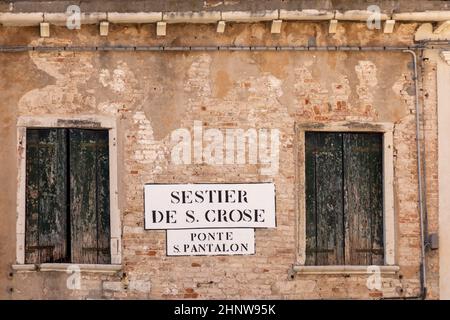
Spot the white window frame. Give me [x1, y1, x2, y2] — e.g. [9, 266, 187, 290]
[14, 115, 122, 270]
[294, 121, 397, 273]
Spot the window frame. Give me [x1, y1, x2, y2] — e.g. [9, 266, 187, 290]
[294, 122, 396, 268]
[15, 116, 121, 267]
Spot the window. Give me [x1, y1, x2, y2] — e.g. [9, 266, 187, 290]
[25, 128, 110, 264]
[305, 132, 384, 266]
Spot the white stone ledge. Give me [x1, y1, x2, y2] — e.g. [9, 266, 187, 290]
[12, 264, 122, 273]
[2, 10, 450, 27]
[17, 115, 116, 129]
[292, 265, 400, 275]
[335, 10, 389, 21]
[0, 12, 43, 26]
[163, 11, 221, 23]
[11, 264, 36, 271]
[107, 12, 163, 24]
[393, 11, 450, 22]
[221, 10, 279, 22]
[44, 12, 107, 26]
[280, 9, 334, 21]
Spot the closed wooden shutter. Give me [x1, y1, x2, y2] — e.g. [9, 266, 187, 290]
[25, 128, 110, 264]
[343, 133, 384, 265]
[69, 129, 111, 264]
[305, 132, 384, 265]
[25, 129, 68, 263]
[305, 132, 345, 265]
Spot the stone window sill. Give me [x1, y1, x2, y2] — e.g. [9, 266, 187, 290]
[292, 265, 400, 275]
[11, 263, 122, 273]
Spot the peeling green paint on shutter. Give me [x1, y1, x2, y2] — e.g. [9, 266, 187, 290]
[25, 129, 68, 263]
[343, 133, 384, 265]
[305, 132, 344, 265]
[69, 129, 111, 264]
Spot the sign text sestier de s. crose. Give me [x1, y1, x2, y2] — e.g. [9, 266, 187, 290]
[144, 183, 276, 256]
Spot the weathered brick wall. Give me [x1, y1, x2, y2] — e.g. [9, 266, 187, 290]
[0, 22, 439, 299]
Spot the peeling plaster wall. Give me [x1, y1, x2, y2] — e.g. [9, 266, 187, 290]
[0, 22, 439, 299]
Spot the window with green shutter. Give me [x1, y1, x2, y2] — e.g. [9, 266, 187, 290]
[305, 132, 384, 266]
[25, 128, 111, 264]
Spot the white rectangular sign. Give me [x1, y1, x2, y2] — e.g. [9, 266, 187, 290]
[167, 228, 255, 256]
[144, 183, 276, 229]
